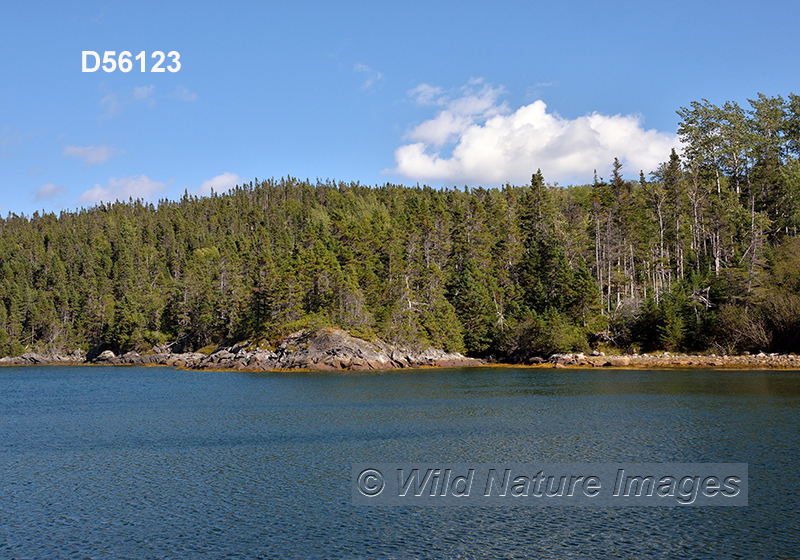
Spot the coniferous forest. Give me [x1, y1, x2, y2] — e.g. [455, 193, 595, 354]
[2, 93, 800, 359]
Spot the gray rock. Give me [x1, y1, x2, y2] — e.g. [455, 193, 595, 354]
[256, 328, 481, 371]
[95, 350, 116, 362]
[603, 356, 631, 367]
[21, 352, 47, 364]
[121, 351, 140, 363]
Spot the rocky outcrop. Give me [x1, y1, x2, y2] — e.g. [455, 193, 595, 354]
[95, 350, 116, 362]
[75, 328, 483, 371]
[186, 329, 483, 371]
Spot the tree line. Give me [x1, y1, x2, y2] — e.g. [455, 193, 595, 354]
[2, 92, 800, 358]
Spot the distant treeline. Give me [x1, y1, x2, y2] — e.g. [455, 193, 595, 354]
[2, 92, 800, 358]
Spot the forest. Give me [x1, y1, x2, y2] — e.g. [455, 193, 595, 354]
[2, 92, 800, 359]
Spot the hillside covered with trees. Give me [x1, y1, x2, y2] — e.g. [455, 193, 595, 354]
[2, 92, 800, 359]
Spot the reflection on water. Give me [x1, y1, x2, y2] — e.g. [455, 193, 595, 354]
[1, 366, 798, 558]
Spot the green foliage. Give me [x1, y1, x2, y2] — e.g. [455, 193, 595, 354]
[634, 285, 701, 352]
[657, 290, 687, 351]
[511, 310, 588, 356]
[421, 298, 465, 354]
[447, 259, 494, 354]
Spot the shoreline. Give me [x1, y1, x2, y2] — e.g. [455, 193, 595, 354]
[3, 327, 799, 372]
[4, 351, 800, 371]
[519, 351, 800, 369]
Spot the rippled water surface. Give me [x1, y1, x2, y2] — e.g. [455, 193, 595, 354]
[1, 366, 798, 558]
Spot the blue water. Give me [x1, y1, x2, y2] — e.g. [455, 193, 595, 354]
[1, 366, 798, 559]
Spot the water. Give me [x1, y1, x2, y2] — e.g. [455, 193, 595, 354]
[1, 365, 798, 559]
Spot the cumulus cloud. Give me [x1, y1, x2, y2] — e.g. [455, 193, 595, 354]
[354, 63, 384, 89]
[78, 175, 167, 205]
[406, 82, 508, 147]
[195, 172, 241, 196]
[63, 144, 123, 166]
[171, 86, 197, 101]
[35, 183, 65, 201]
[392, 81, 680, 186]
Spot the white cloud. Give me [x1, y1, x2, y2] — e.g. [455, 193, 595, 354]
[35, 183, 65, 201]
[63, 144, 123, 166]
[133, 85, 155, 99]
[171, 86, 198, 101]
[354, 63, 384, 89]
[406, 82, 508, 148]
[195, 172, 241, 196]
[409, 84, 444, 105]
[392, 81, 680, 186]
[133, 85, 156, 106]
[78, 175, 167, 205]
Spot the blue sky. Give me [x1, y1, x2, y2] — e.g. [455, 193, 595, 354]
[1, 0, 798, 215]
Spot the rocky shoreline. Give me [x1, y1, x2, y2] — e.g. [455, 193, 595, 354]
[0, 328, 484, 371]
[3, 328, 800, 371]
[525, 351, 800, 369]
